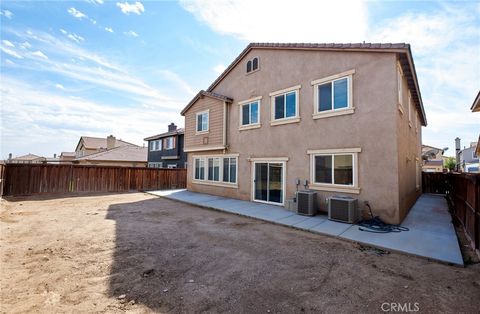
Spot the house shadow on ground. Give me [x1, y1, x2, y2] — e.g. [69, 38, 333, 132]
[104, 195, 477, 313]
[104, 196, 354, 313]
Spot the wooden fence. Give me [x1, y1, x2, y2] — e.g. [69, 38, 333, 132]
[423, 172, 480, 253]
[0, 164, 186, 197]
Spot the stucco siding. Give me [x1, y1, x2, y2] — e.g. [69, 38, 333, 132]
[185, 48, 421, 224]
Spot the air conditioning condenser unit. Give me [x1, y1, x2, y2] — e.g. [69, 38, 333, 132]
[328, 196, 359, 223]
[297, 190, 317, 216]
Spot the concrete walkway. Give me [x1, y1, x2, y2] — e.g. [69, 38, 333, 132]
[148, 190, 464, 266]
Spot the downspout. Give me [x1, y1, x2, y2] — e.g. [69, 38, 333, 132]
[223, 101, 228, 153]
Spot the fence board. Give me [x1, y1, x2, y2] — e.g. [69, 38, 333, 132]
[1, 164, 186, 196]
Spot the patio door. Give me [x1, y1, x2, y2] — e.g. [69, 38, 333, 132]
[253, 162, 284, 205]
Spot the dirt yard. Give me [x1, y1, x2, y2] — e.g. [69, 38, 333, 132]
[1, 193, 479, 313]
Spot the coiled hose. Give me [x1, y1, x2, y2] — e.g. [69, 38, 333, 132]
[357, 204, 409, 233]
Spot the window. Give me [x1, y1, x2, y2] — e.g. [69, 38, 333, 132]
[317, 77, 349, 112]
[269, 85, 300, 124]
[194, 158, 205, 180]
[308, 148, 360, 193]
[311, 70, 354, 118]
[408, 91, 412, 126]
[196, 111, 209, 133]
[149, 140, 161, 151]
[223, 158, 237, 183]
[274, 92, 296, 119]
[246, 57, 259, 73]
[164, 137, 175, 150]
[314, 154, 353, 186]
[241, 101, 260, 126]
[207, 157, 220, 181]
[148, 162, 163, 168]
[252, 57, 258, 71]
[193, 155, 238, 186]
[397, 64, 403, 107]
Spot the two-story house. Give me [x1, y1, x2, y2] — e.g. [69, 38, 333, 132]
[180, 43, 427, 225]
[421, 144, 446, 173]
[144, 123, 187, 168]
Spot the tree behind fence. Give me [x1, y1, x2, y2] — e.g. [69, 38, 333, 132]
[0, 164, 186, 196]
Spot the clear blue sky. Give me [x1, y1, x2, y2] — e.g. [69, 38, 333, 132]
[1, 0, 479, 158]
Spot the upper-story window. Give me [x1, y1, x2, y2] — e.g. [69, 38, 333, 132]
[239, 96, 262, 129]
[397, 63, 403, 107]
[149, 139, 162, 151]
[164, 137, 175, 150]
[246, 57, 259, 73]
[196, 110, 209, 133]
[269, 85, 301, 125]
[311, 69, 355, 119]
[408, 91, 413, 127]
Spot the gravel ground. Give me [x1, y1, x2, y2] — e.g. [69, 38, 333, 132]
[1, 192, 479, 313]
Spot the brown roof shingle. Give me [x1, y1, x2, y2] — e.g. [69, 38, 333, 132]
[74, 145, 147, 162]
[180, 90, 233, 115]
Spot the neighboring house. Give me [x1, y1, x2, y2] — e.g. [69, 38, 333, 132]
[421, 144, 446, 172]
[144, 123, 187, 168]
[75, 135, 133, 158]
[180, 42, 427, 225]
[7, 153, 46, 164]
[73, 145, 147, 167]
[44, 154, 60, 164]
[59, 152, 76, 163]
[458, 141, 479, 173]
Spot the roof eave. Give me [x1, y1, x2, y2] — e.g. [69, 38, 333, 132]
[470, 91, 480, 112]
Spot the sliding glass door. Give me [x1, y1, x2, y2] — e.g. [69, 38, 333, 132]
[253, 162, 284, 205]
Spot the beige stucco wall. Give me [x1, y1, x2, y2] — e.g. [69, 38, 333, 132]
[395, 60, 422, 222]
[184, 97, 225, 151]
[185, 48, 422, 224]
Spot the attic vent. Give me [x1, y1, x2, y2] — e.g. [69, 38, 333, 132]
[246, 57, 259, 73]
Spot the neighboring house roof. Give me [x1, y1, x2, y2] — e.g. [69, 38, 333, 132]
[74, 136, 135, 152]
[182, 42, 427, 125]
[424, 160, 443, 166]
[470, 91, 480, 112]
[74, 145, 148, 162]
[11, 153, 45, 161]
[181, 90, 233, 115]
[60, 152, 76, 157]
[144, 128, 185, 141]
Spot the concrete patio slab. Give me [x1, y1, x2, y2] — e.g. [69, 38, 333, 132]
[148, 190, 463, 266]
[309, 219, 353, 236]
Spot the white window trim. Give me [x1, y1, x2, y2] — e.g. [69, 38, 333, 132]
[246, 56, 260, 75]
[150, 139, 162, 151]
[164, 137, 174, 150]
[250, 160, 287, 206]
[239, 96, 262, 130]
[408, 91, 413, 128]
[308, 148, 360, 194]
[397, 62, 404, 113]
[192, 154, 239, 188]
[311, 70, 355, 119]
[269, 85, 301, 125]
[195, 110, 209, 135]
